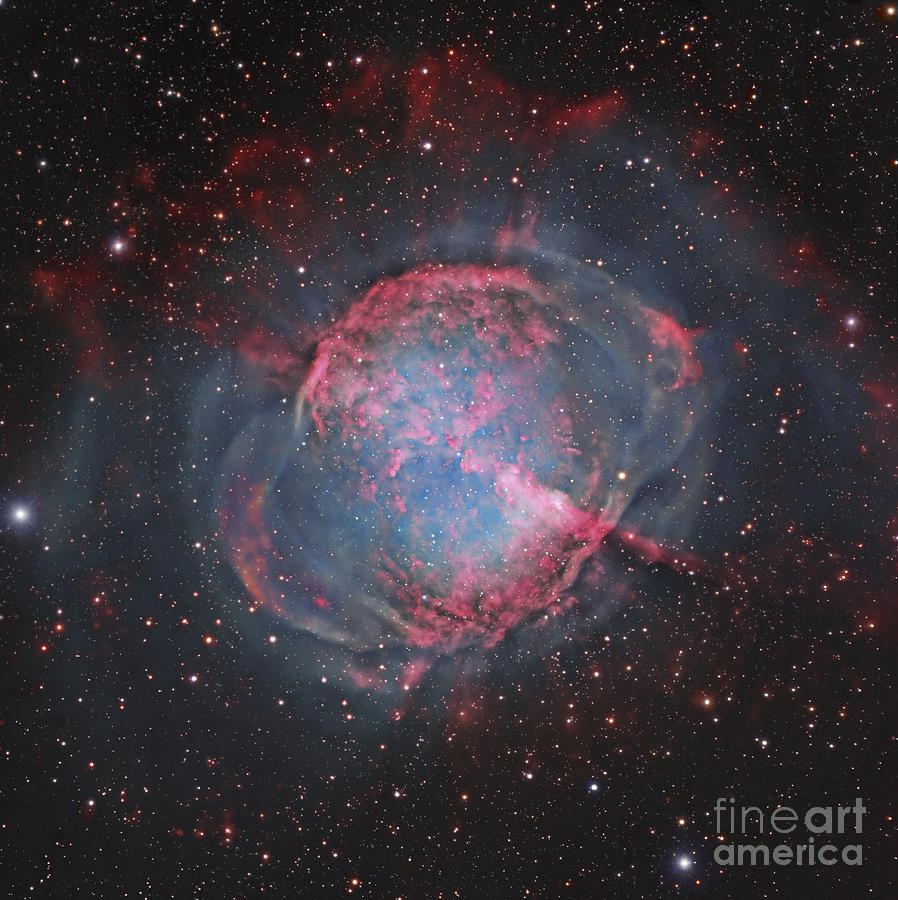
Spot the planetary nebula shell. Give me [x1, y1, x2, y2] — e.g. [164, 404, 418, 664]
[219, 257, 704, 651]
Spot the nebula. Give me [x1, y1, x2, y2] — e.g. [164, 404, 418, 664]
[219, 260, 704, 651]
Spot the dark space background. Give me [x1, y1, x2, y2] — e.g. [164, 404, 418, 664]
[1, 2, 896, 898]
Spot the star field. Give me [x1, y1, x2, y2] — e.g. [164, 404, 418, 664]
[1, 3, 896, 898]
